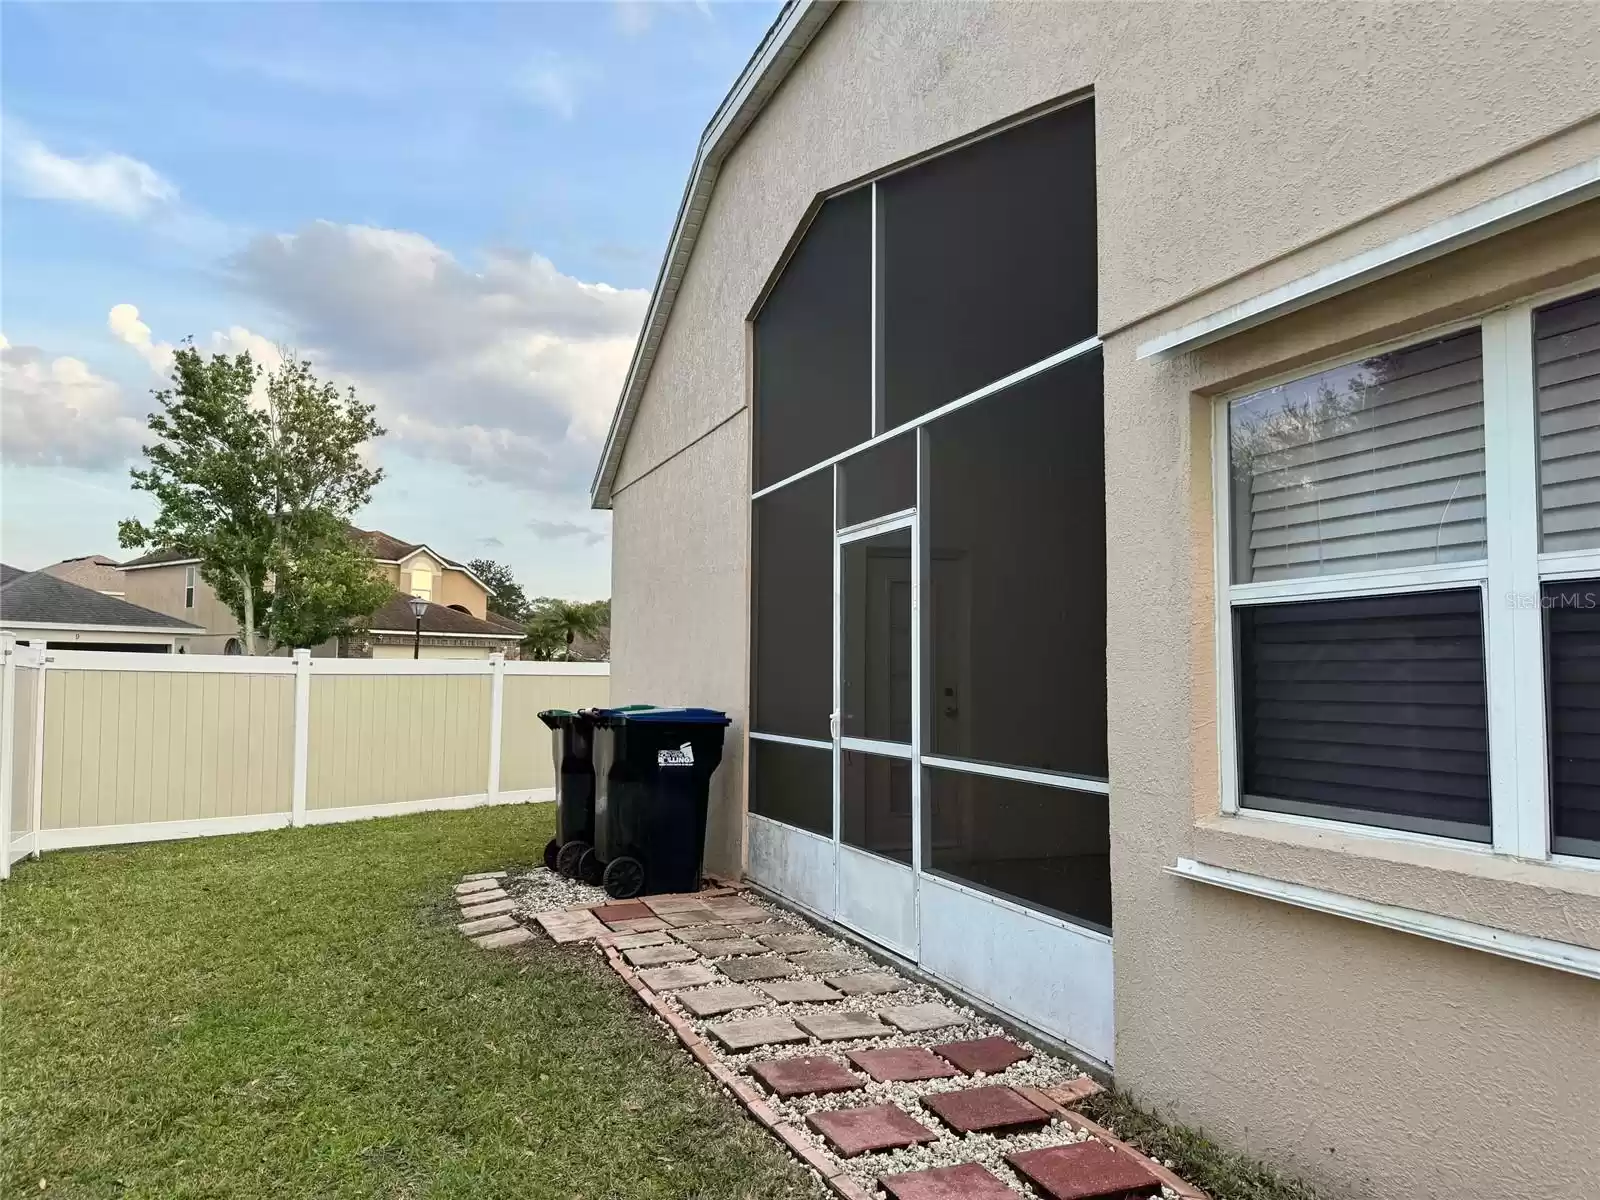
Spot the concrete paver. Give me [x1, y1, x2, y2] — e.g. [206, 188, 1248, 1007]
[825, 971, 907, 996]
[623, 943, 700, 967]
[706, 1014, 809, 1051]
[921, 1085, 1051, 1134]
[636, 963, 719, 991]
[716, 955, 797, 982]
[611, 930, 677, 950]
[794, 1010, 890, 1042]
[787, 950, 866, 974]
[608, 916, 670, 933]
[455, 877, 501, 896]
[882, 1002, 966, 1033]
[757, 933, 834, 954]
[682, 936, 768, 958]
[677, 984, 765, 1017]
[1005, 1142, 1164, 1199]
[756, 978, 844, 1004]
[533, 907, 607, 941]
[879, 1163, 1018, 1200]
[457, 913, 518, 936]
[748, 1054, 864, 1098]
[806, 1104, 938, 1158]
[462, 897, 518, 921]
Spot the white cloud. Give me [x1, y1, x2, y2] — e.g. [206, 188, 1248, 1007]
[529, 517, 607, 547]
[522, 52, 589, 119]
[0, 334, 144, 468]
[108, 303, 175, 373]
[228, 220, 647, 494]
[6, 131, 178, 219]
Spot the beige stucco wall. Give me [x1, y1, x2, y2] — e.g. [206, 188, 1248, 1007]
[435, 566, 488, 618]
[605, 4, 1600, 1197]
[119, 563, 242, 654]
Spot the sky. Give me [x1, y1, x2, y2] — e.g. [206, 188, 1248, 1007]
[0, 0, 780, 599]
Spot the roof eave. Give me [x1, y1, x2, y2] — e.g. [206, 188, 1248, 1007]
[589, 0, 838, 510]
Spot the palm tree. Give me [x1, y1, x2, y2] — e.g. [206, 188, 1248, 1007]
[525, 598, 604, 661]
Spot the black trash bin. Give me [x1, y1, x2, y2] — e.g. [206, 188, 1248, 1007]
[537, 708, 600, 882]
[590, 707, 732, 899]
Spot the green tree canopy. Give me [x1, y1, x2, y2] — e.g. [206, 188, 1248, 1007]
[523, 597, 609, 661]
[119, 345, 393, 653]
[467, 558, 532, 623]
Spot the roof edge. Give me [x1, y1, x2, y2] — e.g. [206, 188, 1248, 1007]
[589, 0, 839, 510]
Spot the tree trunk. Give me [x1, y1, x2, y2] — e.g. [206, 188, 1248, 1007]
[565, 629, 574, 662]
[238, 569, 256, 655]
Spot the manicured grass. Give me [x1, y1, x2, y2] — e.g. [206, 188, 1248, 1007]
[0, 806, 822, 1199]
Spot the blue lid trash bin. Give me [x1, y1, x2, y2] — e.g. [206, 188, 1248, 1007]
[589, 706, 732, 899]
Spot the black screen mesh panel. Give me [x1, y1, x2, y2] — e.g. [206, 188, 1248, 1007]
[925, 769, 1110, 932]
[1546, 579, 1600, 857]
[840, 750, 911, 864]
[752, 471, 832, 741]
[840, 433, 916, 530]
[754, 188, 872, 489]
[749, 739, 833, 837]
[925, 350, 1107, 777]
[880, 100, 1096, 428]
[1237, 589, 1491, 841]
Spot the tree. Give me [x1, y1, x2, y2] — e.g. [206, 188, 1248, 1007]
[119, 345, 392, 653]
[467, 558, 531, 623]
[525, 597, 606, 661]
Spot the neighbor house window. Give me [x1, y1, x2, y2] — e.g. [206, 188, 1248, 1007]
[1218, 281, 1600, 862]
[184, 565, 196, 609]
[408, 562, 434, 602]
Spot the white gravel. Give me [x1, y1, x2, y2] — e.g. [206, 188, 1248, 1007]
[503, 865, 607, 913]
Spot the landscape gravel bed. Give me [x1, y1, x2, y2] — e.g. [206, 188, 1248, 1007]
[504, 865, 607, 914]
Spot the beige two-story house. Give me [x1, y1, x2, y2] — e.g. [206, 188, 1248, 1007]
[119, 528, 523, 659]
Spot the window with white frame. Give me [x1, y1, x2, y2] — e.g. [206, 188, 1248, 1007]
[1216, 281, 1600, 862]
[184, 565, 196, 610]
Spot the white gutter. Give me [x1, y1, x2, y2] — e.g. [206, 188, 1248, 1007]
[589, 0, 839, 510]
[1137, 156, 1600, 361]
[2, 620, 203, 635]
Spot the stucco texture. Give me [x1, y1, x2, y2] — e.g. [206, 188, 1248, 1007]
[604, 4, 1600, 1197]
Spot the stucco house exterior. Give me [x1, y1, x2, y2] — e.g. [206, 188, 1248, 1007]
[0, 569, 202, 652]
[119, 528, 522, 658]
[590, 5, 1600, 1198]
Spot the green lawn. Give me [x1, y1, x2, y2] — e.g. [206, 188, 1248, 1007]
[0, 805, 821, 1200]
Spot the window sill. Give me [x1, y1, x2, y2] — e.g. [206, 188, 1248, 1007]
[1180, 813, 1600, 977]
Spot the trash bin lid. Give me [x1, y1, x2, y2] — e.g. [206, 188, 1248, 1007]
[592, 705, 730, 725]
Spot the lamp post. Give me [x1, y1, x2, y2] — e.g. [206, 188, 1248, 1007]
[408, 595, 427, 660]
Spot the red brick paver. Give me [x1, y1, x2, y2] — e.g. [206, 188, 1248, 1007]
[1005, 1141, 1163, 1199]
[593, 900, 652, 925]
[879, 1162, 1018, 1199]
[748, 1055, 865, 1098]
[932, 1035, 1034, 1076]
[847, 1046, 961, 1083]
[921, 1085, 1052, 1134]
[806, 1104, 938, 1158]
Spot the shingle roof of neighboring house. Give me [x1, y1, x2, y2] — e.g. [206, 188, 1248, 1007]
[0, 563, 26, 587]
[0, 570, 203, 631]
[367, 595, 524, 639]
[42, 554, 126, 594]
[119, 547, 198, 569]
[351, 527, 469, 569]
[482, 610, 527, 634]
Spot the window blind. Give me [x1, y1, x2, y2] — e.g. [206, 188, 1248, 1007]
[1535, 289, 1600, 554]
[1546, 579, 1600, 858]
[1230, 330, 1486, 583]
[1236, 588, 1491, 841]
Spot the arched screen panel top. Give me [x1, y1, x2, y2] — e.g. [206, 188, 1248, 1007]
[753, 187, 873, 491]
[880, 99, 1097, 429]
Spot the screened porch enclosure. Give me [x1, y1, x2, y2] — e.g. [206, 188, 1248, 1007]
[745, 96, 1114, 1065]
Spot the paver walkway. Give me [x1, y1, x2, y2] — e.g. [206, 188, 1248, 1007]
[451, 869, 1205, 1200]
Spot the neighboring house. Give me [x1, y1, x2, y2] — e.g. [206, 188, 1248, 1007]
[119, 528, 523, 659]
[0, 564, 25, 587]
[590, 7, 1600, 1200]
[40, 554, 126, 597]
[0, 569, 201, 652]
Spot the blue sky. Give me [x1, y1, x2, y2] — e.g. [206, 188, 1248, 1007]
[1, 0, 779, 597]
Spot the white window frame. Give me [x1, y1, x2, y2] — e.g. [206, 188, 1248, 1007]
[183, 565, 196, 610]
[1213, 273, 1600, 867]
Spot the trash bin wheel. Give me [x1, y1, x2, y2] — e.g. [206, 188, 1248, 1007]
[556, 839, 590, 879]
[543, 838, 560, 872]
[603, 855, 645, 900]
[576, 846, 602, 886]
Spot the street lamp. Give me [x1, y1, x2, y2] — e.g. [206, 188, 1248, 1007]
[408, 594, 427, 659]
